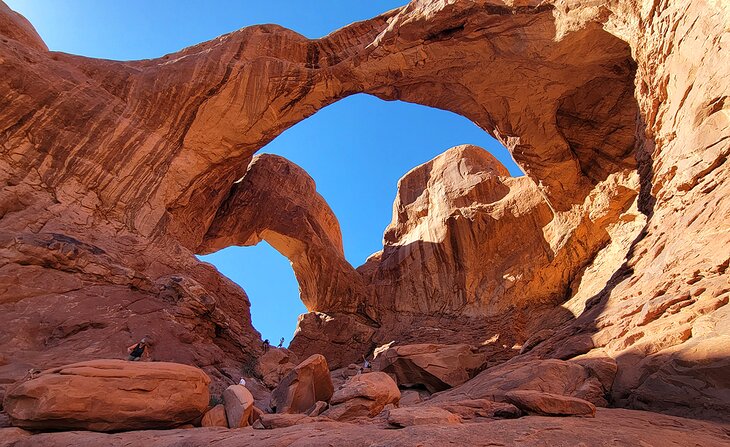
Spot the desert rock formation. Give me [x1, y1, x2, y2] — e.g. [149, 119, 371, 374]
[0, 0, 728, 443]
[2, 360, 210, 431]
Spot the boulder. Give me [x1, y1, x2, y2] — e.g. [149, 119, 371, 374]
[427, 399, 522, 420]
[307, 401, 328, 417]
[430, 358, 610, 407]
[323, 372, 400, 421]
[387, 407, 461, 427]
[223, 384, 254, 428]
[270, 354, 333, 414]
[200, 404, 227, 428]
[372, 344, 486, 393]
[2, 360, 210, 431]
[505, 391, 596, 417]
[255, 348, 299, 388]
[252, 413, 331, 430]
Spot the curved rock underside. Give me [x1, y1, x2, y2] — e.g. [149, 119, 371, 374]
[0, 0, 728, 439]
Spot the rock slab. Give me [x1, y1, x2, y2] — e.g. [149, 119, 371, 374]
[324, 372, 400, 421]
[223, 384, 255, 428]
[270, 354, 334, 414]
[3, 360, 210, 431]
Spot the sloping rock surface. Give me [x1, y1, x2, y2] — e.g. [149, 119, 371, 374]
[324, 372, 400, 421]
[9, 409, 730, 447]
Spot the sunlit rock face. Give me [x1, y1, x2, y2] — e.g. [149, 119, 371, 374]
[0, 0, 728, 427]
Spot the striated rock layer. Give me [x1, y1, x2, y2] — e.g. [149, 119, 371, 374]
[0, 0, 728, 431]
[3, 360, 210, 431]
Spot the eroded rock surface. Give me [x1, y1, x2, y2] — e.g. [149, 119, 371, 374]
[9, 409, 730, 447]
[324, 372, 400, 421]
[223, 384, 255, 428]
[3, 360, 210, 431]
[372, 343, 486, 392]
[270, 355, 334, 414]
[386, 406, 461, 427]
[0, 0, 728, 432]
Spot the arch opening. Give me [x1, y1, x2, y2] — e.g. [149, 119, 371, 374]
[198, 242, 304, 346]
[197, 94, 519, 342]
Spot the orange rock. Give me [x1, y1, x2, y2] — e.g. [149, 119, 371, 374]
[252, 413, 330, 430]
[426, 399, 521, 420]
[2, 360, 210, 431]
[270, 355, 333, 414]
[223, 384, 254, 428]
[372, 343, 486, 393]
[504, 391, 596, 418]
[200, 404, 228, 428]
[6, 409, 730, 446]
[0, 0, 728, 424]
[306, 401, 328, 417]
[255, 348, 299, 389]
[324, 372, 400, 421]
[386, 407, 461, 427]
[429, 358, 611, 408]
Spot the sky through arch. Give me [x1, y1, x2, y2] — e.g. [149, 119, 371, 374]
[7, 1, 524, 343]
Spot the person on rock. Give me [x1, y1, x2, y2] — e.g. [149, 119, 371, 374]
[262, 339, 270, 353]
[127, 336, 151, 361]
[277, 337, 285, 348]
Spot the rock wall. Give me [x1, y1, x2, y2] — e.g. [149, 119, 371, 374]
[0, 0, 727, 422]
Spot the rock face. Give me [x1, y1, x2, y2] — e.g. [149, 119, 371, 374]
[255, 348, 299, 389]
[288, 312, 377, 369]
[0, 0, 728, 430]
[2, 360, 210, 431]
[270, 355, 334, 414]
[429, 358, 613, 408]
[372, 343, 486, 392]
[324, 372, 400, 421]
[8, 409, 730, 447]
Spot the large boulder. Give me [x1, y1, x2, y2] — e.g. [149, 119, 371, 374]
[372, 343, 486, 393]
[323, 372, 400, 421]
[2, 360, 209, 431]
[255, 348, 298, 388]
[270, 354, 334, 414]
[252, 413, 331, 430]
[430, 358, 613, 407]
[504, 391, 596, 417]
[223, 384, 255, 428]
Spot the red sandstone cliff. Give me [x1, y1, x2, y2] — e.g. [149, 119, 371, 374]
[0, 1, 728, 442]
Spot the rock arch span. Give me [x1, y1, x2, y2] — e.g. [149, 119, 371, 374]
[1, 0, 728, 421]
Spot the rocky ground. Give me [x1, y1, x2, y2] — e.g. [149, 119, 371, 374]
[0, 0, 728, 445]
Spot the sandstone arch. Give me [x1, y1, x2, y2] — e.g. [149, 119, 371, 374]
[1, 0, 728, 422]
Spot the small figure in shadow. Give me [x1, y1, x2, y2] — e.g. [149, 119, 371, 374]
[127, 336, 151, 361]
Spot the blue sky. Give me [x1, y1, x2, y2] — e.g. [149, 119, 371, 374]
[8, 1, 522, 344]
